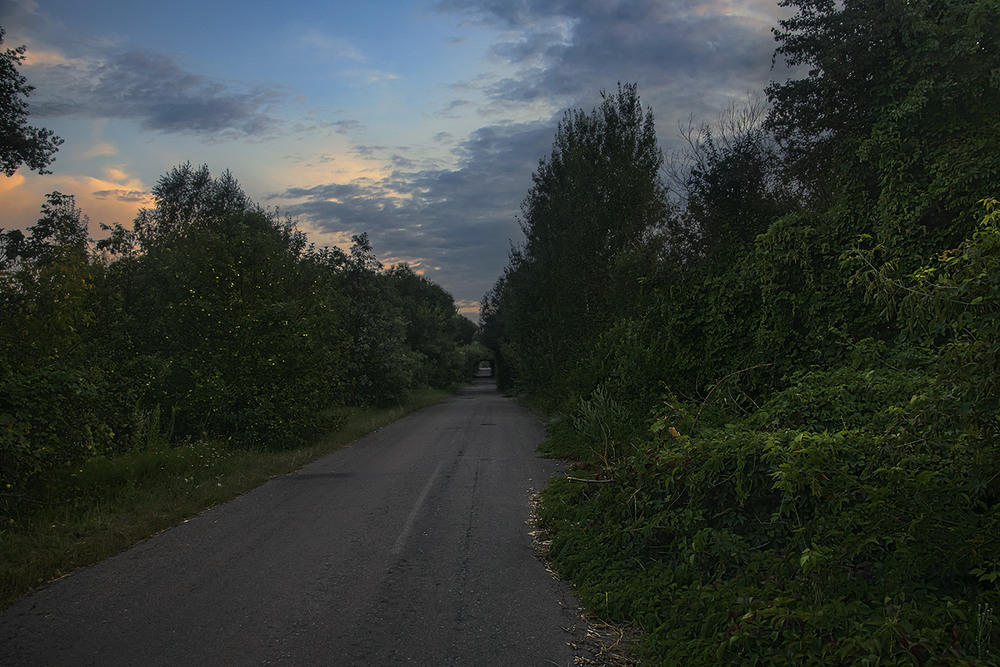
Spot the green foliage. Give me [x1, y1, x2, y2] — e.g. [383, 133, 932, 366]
[1, 165, 475, 520]
[98, 169, 346, 447]
[333, 235, 419, 406]
[543, 384, 645, 465]
[768, 0, 1000, 255]
[677, 96, 795, 270]
[481, 83, 669, 404]
[898, 198, 1000, 425]
[538, 202, 1000, 664]
[487, 3, 1000, 662]
[542, 413, 1000, 664]
[748, 340, 930, 433]
[0, 194, 111, 514]
[0, 369, 113, 507]
[384, 263, 477, 390]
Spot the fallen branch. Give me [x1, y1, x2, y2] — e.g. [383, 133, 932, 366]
[566, 476, 615, 484]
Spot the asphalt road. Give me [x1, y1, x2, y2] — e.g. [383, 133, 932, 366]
[0, 375, 584, 666]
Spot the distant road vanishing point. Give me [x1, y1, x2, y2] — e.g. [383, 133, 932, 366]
[0, 375, 583, 666]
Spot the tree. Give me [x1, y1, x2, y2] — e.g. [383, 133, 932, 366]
[129, 162, 257, 245]
[385, 263, 477, 388]
[766, 0, 1000, 252]
[486, 83, 669, 401]
[674, 95, 793, 269]
[0, 194, 111, 509]
[335, 234, 417, 406]
[0, 27, 63, 176]
[0, 192, 96, 367]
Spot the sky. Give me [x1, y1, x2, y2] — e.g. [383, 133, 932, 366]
[0, 0, 792, 316]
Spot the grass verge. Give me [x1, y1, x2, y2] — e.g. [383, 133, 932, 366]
[0, 387, 451, 610]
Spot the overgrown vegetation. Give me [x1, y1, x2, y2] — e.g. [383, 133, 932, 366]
[484, 0, 1000, 663]
[1, 164, 483, 528]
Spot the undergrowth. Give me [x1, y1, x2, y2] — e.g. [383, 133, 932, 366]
[540, 359, 1000, 664]
[537, 206, 1000, 665]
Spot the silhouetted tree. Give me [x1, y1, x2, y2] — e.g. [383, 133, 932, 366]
[0, 27, 62, 176]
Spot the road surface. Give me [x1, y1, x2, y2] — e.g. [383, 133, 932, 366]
[0, 375, 584, 666]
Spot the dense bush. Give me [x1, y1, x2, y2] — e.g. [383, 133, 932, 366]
[1, 165, 481, 519]
[537, 204, 1000, 664]
[483, 0, 1000, 663]
[542, 424, 999, 663]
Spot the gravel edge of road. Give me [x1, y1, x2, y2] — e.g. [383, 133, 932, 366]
[527, 491, 642, 666]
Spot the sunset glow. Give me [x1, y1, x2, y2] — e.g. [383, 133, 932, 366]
[1, 0, 790, 314]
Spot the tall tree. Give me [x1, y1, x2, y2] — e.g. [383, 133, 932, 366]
[0, 193, 97, 369]
[676, 96, 793, 269]
[488, 83, 668, 401]
[0, 27, 63, 176]
[0, 194, 111, 507]
[767, 0, 1000, 255]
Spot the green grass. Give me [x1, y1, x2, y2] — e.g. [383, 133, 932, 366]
[0, 387, 451, 610]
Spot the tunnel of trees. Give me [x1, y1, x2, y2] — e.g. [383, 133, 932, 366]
[3, 1, 1000, 660]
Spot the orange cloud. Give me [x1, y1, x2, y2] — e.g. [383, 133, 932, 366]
[82, 143, 119, 159]
[0, 171, 151, 237]
[21, 47, 86, 69]
[294, 219, 355, 251]
[0, 174, 38, 231]
[455, 300, 480, 317]
[276, 145, 395, 191]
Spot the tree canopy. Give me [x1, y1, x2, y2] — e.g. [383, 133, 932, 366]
[483, 83, 668, 400]
[0, 27, 62, 176]
[2, 165, 483, 519]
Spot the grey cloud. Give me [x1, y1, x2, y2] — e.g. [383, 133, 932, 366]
[491, 28, 571, 65]
[436, 0, 571, 28]
[353, 144, 390, 157]
[272, 121, 555, 310]
[441, 0, 782, 148]
[30, 49, 286, 137]
[92, 188, 149, 202]
[276, 0, 787, 310]
[332, 119, 364, 135]
[391, 154, 419, 170]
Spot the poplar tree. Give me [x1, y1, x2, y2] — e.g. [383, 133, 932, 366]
[487, 83, 668, 401]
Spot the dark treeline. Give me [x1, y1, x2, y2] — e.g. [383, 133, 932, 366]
[1, 164, 484, 517]
[484, 0, 1000, 663]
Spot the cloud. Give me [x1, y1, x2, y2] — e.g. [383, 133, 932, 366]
[81, 142, 118, 158]
[0, 170, 152, 236]
[338, 68, 400, 84]
[271, 120, 555, 312]
[332, 119, 364, 135]
[295, 29, 367, 62]
[92, 188, 149, 203]
[27, 49, 288, 137]
[439, 0, 784, 139]
[268, 0, 789, 313]
[268, 0, 788, 313]
[19, 47, 85, 68]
